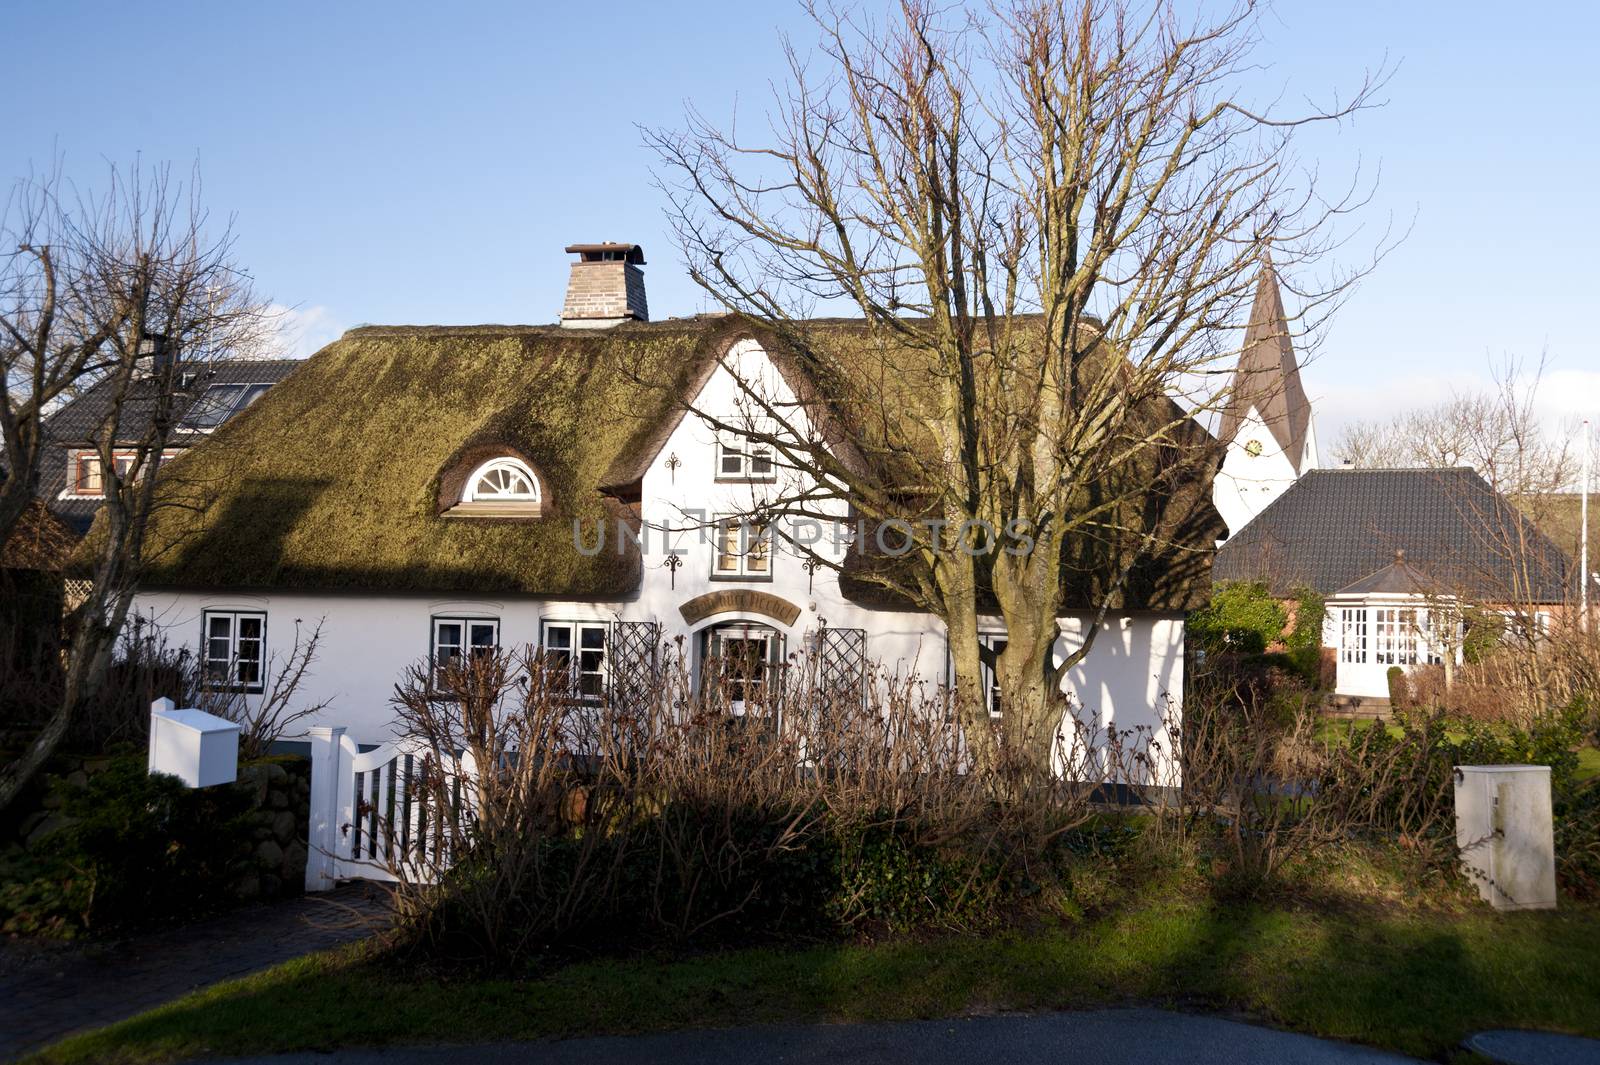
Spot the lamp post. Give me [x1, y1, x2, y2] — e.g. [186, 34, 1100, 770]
[1581, 418, 1590, 629]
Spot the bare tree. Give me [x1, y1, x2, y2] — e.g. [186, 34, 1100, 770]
[646, 0, 1386, 769]
[0, 161, 270, 813]
[1332, 355, 1577, 498]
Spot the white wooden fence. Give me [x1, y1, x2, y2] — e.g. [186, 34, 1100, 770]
[304, 727, 477, 892]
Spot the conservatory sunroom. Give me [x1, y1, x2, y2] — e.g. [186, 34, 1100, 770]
[1325, 552, 1462, 700]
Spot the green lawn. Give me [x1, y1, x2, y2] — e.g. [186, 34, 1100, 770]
[31, 895, 1600, 1064]
[1578, 745, 1600, 784]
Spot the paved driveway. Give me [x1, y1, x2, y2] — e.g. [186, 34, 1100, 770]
[0, 883, 384, 1063]
[197, 1008, 1423, 1064]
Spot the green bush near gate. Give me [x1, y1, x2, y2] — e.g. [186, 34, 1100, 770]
[0, 754, 308, 938]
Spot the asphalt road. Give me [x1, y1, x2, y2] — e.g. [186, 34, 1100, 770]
[196, 1008, 1424, 1064]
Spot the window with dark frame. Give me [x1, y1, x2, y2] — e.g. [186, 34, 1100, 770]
[179, 383, 273, 431]
[715, 439, 775, 482]
[541, 620, 608, 702]
[978, 633, 1007, 717]
[202, 610, 266, 692]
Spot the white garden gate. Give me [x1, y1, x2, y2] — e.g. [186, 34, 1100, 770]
[304, 727, 477, 891]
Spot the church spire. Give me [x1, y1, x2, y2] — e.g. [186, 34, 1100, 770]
[1218, 255, 1317, 474]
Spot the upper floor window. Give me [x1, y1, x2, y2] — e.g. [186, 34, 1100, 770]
[712, 515, 772, 580]
[203, 610, 266, 692]
[431, 616, 500, 686]
[65, 448, 184, 499]
[448, 456, 543, 517]
[179, 383, 272, 431]
[716, 439, 775, 482]
[68, 449, 139, 498]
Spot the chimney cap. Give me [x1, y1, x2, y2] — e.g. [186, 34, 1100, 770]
[565, 243, 646, 266]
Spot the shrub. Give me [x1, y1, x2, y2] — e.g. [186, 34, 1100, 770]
[382, 647, 1119, 972]
[0, 756, 256, 936]
[1285, 587, 1326, 684]
[1190, 581, 1287, 655]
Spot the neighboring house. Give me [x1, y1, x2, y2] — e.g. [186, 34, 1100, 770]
[39, 358, 302, 535]
[125, 243, 1222, 777]
[1212, 260, 1320, 538]
[1214, 467, 1571, 700]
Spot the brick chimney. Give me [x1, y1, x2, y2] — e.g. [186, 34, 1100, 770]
[559, 243, 648, 328]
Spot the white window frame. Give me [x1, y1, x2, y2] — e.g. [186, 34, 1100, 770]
[430, 616, 500, 685]
[1338, 608, 1368, 665]
[540, 620, 608, 703]
[711, 514, 773, 580]
[715, 438, 776, 483]
[978, 632, 1007, 717]
[202, 610, 267, 693]
[462, 457, 542, 505]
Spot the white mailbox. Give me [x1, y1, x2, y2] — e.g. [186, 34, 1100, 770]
[1454, 764, 1556, 912]
[147, 698, 241, 788]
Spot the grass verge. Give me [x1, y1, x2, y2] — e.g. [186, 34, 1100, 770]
[30, 894, 1600, 1064]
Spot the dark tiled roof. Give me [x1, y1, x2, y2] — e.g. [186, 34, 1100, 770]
[1332, 553, 1434, 597]
[38, 359, 302, 532]
[1214, 468, 1571, 603]
[1217, 261, 1314, 472]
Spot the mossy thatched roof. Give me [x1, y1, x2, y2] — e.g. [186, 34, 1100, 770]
[134, 321, 741, 596]
[128, 316, 1221, 609]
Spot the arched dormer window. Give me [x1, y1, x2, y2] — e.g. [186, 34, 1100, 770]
[445, 456, 543, 517]
[465, 457, 540, 503]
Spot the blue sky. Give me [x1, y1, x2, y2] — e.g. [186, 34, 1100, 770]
[5, 1, 1597, 444]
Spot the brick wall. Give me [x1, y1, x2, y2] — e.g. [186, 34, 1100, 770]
[561, 261, 649, 323]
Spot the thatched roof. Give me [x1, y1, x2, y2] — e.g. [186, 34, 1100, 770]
[127, 317, 1221, 609]
[132, 322, 739, 596]
[1, 498, 77, 571]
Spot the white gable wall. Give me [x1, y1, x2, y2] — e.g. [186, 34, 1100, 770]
[129, 336, 1186, 783]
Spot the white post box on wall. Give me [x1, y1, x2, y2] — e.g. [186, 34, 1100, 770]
[1454, 764, 1557, 911]
[147, 697, 241, 788]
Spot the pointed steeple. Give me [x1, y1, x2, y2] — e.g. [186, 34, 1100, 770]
[1219, 256, 1316, 473]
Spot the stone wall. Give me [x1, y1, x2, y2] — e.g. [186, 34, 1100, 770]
[234, 757, 311, 900]
[5, 753, 311, 904]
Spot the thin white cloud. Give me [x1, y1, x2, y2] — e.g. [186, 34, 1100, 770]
[261, 304, 343, 359]
[1310, 364, 1600, 453]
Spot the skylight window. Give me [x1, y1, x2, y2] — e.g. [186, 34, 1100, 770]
[180, 383, 271, 431]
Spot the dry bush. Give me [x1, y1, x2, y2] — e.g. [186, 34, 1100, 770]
[375, 638, 1167, 970]
[1399, 621, 1600, 730]
[1176, 662, 1456, 894]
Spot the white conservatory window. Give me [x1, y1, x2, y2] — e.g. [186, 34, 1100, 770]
[1338, 608, 1368, 665]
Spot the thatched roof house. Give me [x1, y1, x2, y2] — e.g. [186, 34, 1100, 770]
[131, 316, 1222, 611]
